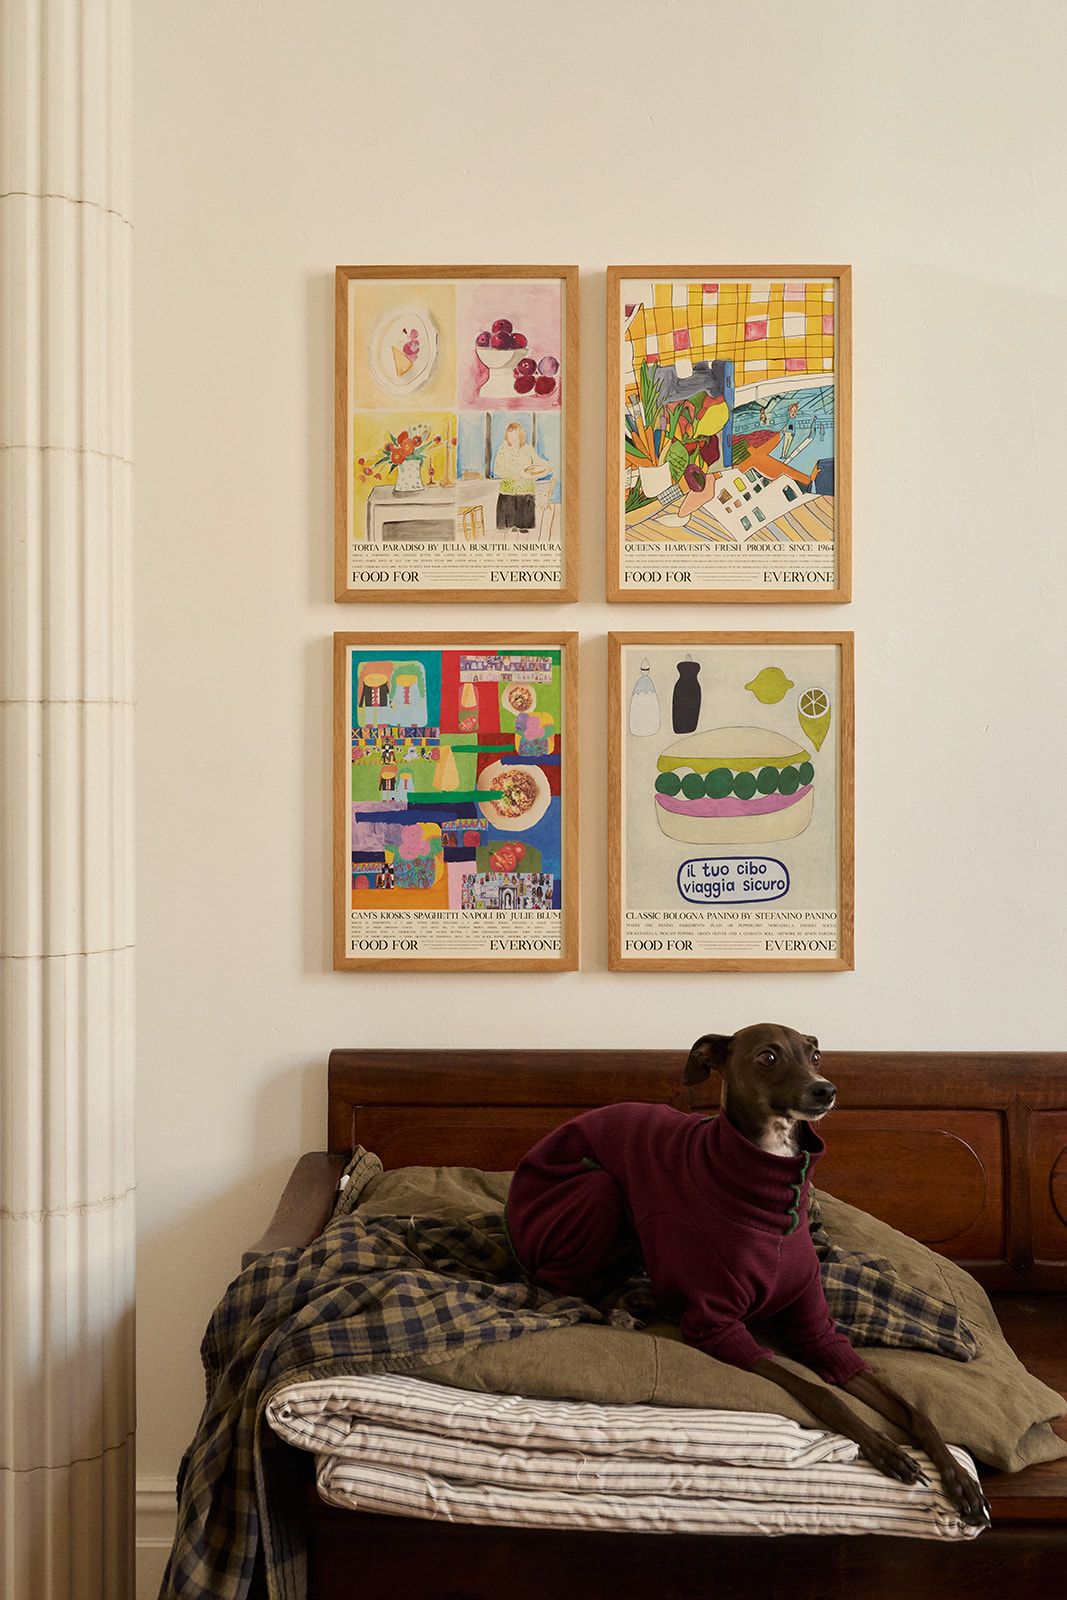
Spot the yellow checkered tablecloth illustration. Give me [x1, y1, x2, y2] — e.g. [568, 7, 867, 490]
[619, 276, 839, 550]
[623, 278, 835, 393]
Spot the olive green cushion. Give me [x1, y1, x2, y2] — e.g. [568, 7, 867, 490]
[346, 1158, 1066, 1472]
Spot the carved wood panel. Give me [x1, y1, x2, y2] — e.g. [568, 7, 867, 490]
[353, 1106, 593, 1173]
[811, 1110, 1004, 1259]
[1030, 1113, 1067, 1264]
[351, 1105, 1007, 1261]
[328, 1052, 1067, 1289]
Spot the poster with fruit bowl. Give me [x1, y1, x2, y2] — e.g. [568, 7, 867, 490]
[608, 633, 853, 971]
[336, 266, 578, 601]
[607, 266, 851, 603]
[334, 632, 578, 970]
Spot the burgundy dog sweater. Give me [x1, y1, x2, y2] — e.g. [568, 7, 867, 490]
[506, 1103, 869, 1385]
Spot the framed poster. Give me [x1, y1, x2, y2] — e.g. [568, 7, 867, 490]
[336, 266, 579, 602]
[607, 267, 851, 603]
[609, 633, 853, 971]
[334, 633, 578, 970]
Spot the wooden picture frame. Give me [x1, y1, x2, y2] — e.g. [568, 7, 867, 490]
[336, 266, 579, 602]
[607, 267, 851, 603]
[334, 633, 578, 971]
[609, 633, 854, 971]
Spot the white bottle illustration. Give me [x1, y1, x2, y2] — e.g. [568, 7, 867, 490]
[628, 658, 661, 736]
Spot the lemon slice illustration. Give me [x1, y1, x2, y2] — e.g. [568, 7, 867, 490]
[798, 687, 831, 751]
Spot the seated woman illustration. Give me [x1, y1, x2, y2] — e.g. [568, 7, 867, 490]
[493, 422, 552, 533]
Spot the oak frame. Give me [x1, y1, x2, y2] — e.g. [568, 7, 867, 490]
[334, 632, 579, 972]
[608, 631, 854, 972]
[607, 265, 852, 604]
[336, 265, 579, 603]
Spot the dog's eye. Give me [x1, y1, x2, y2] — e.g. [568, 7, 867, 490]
[757, 1049, 777, 1067]
[811, 1050, 821, 1065]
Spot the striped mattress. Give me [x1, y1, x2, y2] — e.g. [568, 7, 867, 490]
[266, 1371, 982, 1541]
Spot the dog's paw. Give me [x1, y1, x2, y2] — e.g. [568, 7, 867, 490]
[859, 1435, 928, 1487]
[605, 1307, 643, 1331]
[939, 1460, 992, 1528]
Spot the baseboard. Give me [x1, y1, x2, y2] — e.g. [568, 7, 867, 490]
[136, 1480, 176, 1600]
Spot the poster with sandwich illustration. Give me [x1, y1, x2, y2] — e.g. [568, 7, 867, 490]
[609, 634, 853, 971]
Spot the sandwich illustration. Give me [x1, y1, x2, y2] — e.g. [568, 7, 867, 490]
[653, 726, 815, 843]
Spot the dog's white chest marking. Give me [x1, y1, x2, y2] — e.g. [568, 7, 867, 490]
[757, 1117, 801, 1158]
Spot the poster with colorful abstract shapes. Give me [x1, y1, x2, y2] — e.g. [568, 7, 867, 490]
[608, 634, 853, 971]
[606, 268, 851, 603]
[334, 634, 578, 970]
[336, 266, 579, 602]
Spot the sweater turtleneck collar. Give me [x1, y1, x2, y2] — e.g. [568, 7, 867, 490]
[699, 1110, 825, 1236]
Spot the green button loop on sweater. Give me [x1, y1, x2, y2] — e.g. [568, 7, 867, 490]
[785, 1151, 811, 1234]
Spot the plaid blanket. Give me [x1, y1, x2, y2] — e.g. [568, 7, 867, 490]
[808, 1194, 977, 1361]
[159, 1209, 600, 1600]
[161, 1192, 975, 1600]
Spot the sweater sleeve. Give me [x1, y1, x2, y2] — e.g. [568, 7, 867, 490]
[775, 1261, 871, 1385]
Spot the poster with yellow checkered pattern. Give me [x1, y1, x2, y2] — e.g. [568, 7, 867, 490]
[607, 268, 851, 603]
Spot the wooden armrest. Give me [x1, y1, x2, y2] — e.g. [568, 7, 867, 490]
[242, 1151, 350, 1267]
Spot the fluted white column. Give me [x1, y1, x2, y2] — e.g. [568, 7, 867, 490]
[0, 2, 135, 1597]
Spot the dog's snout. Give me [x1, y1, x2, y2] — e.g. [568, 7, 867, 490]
[809, 1078, 836, 1106]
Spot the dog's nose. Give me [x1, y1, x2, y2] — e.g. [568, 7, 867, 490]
[809, 1079, 836, 1106]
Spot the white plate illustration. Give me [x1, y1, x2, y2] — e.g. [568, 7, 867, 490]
[367, 306, 439, 396]
[503, 683, 537, 715]
[477, 761, 551, 832]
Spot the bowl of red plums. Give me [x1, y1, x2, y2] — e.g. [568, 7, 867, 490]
[474, 319, 559, 396]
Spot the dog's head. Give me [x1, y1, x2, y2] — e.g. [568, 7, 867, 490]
[683, 1023, 836, 1126]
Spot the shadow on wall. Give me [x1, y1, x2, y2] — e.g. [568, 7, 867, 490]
[303, 635, 334, 978]
[138, 1056, 328, 1473]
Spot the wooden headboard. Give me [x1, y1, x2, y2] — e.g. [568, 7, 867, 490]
[327, 1048, 1067, 1292]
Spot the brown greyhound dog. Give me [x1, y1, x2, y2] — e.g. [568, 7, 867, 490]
[505, 1022, 989, 1527]
[682, 1023, 989, 1526]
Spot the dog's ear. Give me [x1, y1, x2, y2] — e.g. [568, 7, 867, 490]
[683, 1033, 733, 1085]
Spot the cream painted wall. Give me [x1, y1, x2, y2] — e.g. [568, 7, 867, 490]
[132, 0, 1067, 1561]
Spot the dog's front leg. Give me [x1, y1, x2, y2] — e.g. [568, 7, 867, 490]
[840, 1370, 991, 1527]
[750, 1358, 931, 1488]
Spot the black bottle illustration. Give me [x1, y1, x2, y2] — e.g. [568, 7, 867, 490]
[672, 655, 701, 733]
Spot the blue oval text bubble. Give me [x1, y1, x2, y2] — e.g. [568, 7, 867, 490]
[677, 857, 791, 905]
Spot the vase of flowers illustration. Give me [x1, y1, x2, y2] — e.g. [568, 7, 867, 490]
[366, 424, 442, 494]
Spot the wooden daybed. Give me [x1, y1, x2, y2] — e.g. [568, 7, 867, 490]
[247, 1047, 1067, 1600]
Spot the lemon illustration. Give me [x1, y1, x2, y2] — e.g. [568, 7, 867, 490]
[798, 687, 831, 751]
[745, 666, 794, 704]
